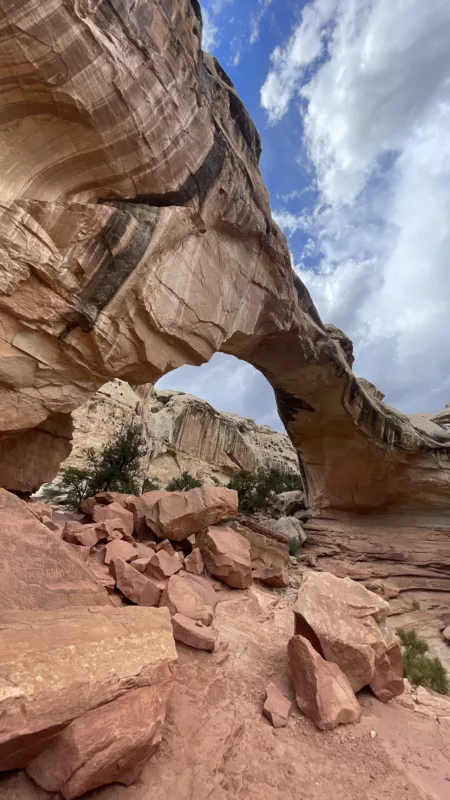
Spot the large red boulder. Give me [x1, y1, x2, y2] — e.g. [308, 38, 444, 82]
[288, 635, 361, 731]
[0, 489, 110, 611]
[171, 613, 216, 651]
[92, 502, 134, 538]
[145, 550, 183, 580]
[160, 572, 218, 625]
[104, 539, 137, 565]
[145, 486, 238, 541]
[127, 491, 169, 538]
[109, 558, 161, 607]
[293, 571, 404, 700]
[198, 526, 252, 589]
[27, 681, 173, 799]
[0, 605, 176, 772]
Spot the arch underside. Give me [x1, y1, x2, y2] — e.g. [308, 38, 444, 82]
[0, 0, 449, 516]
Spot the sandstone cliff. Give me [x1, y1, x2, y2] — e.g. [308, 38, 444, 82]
[61, 379, 299, 485]
[1, 0, 450, 517]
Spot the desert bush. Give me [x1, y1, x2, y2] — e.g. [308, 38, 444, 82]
[412, 598, 421, 611]
[397, 627, 449, 695]
[166, 471, 203, 492]
[42, 423, 147, 510]
[228, 465, 303, 513]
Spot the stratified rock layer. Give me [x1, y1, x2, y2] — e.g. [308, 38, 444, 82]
[1, 0, 450, 517]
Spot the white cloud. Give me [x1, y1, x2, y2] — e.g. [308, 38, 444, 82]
[250, 0, 273, 46]
[202, 7, 219, 51]
[263, 0, 450, 414]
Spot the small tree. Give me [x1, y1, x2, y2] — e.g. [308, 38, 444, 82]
[166, 471, 203, 492]
[142, 476, 161, 492]
[228, 464, 303, 513]
[43, 423, 148, 509]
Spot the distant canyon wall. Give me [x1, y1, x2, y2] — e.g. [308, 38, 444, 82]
[62, 380, 299, 486]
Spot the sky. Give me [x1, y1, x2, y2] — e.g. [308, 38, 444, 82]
[158, 0, 450, 431]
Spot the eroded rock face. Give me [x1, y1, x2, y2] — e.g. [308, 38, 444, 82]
[1, 0, 450, 517]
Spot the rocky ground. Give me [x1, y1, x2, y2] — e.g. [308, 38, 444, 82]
[2, 580, 449, 800]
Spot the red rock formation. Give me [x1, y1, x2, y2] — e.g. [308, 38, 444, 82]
[0, 0, 449, 517]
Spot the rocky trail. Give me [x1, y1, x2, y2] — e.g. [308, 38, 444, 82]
[2, 580, 449, 800]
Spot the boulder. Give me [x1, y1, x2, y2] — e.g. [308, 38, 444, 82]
[273, 490, 305, 517]
[131, 557, 152, 573]
[0, 605, 176, 771]
[145, 550, 183, 581]
[198, 526, 252, 589]
[185, 548, 204, 576]
[109, 558, 162, 607]
[231, 521, 289, 588]
[79, 497, 97, 516]
[127, 491, 169, 538]
[63, 523, 104, 548]
[95, 491, 137, 508]
[88, 562, 116, 594]
[272, 516, 306, 545]
[263, 683, 291, 728]
[160, 572, 217, 625]
[155, 540, 176, 556]
[64, 543, 91, 563]
[134, 542, 156, 557]
[293, 571, 404, 698]
[370, 637, 404, 703]
[92, 502, 134, 538]
[27, 681, 172, 799]
[145, 486, 238, 541]
[0, 489, 110, 611]
[171, 613, 216, 651]
[104, 539, 137, 565]
[288, 635, 361, 731]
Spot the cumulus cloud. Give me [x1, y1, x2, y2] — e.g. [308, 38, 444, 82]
[263, 0, 450, 413]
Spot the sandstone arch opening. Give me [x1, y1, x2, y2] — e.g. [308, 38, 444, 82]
[1, 0, 449, 520]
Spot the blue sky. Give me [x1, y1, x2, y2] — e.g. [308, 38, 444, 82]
[158, 0, 450, 431]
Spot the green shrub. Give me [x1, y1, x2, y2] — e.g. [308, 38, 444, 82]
[228, 465, 303, 513]
[397, 627, 449, 695]
[412, 599, 421, 611]
[42, 423, 147, 510]
[142, 476, 161, 492]
[210, 475, 221, 486]
[166, 471, 203, 492]
[289, 538, 300, 557]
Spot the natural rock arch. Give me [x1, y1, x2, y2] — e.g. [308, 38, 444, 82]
[0, 0, 449, 514]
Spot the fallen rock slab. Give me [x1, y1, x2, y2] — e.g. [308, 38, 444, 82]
[0, 605, 177, 771]
[185, 548, 204, 576]
[293, 571, 403, 697]
[171, 613, 216, 651]
[27, 681, 172, 800]
[110, 558, 161, 606]
[232, 521, 289, 588]
[263, 683, 291, 728]
[273, 490, 305, 516]
[131, 557, 152, 573]
[146, 486, 238, 541]
[370, 637, 404, 703]
[104, 539, 137, 565]
[92, 502, 134, 538]
[199, 526, 252, 589]
[0, 489, 110, 611]
[160, 572, 217, 625]
[288, 635, 361, 731]
[145, 550, 183, 581]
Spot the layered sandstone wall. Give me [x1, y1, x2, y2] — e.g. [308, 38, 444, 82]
[60, 380, 299, 485]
